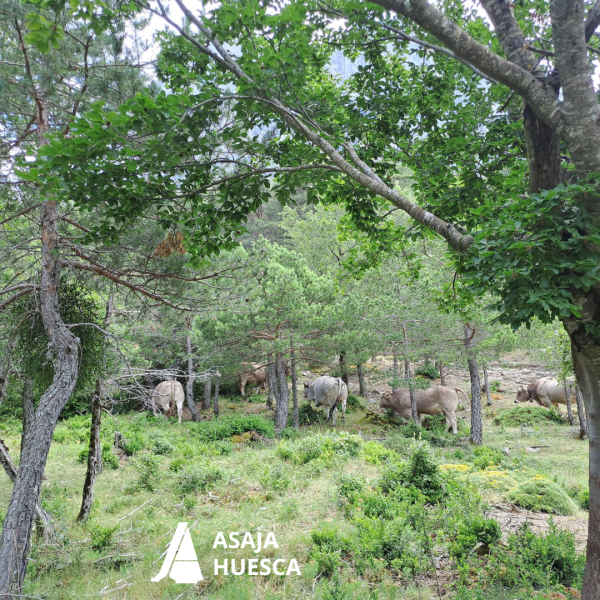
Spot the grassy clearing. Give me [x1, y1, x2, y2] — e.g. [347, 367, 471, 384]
[0, 396, 590, 599]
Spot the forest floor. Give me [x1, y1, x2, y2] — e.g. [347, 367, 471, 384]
[0, 357, 590, 600]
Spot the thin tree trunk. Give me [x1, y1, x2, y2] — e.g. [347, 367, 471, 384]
[392, 348, 399, 392]
[483, 365, 492, 406]
[267, 353, 277, 408]
[213, 378, 220, 416]
[437, 360, 445, 386]
[464, 324, 482, 446]
[405, 357, 419, 426]
[290, 339, 299, 429]
[0, 338, 14, 410]
[357, 363, 367, 397]
[275, 351, 289, 433]
[564, 380, 574, 426]
[203, 379, 212, 410]
[339, 351, 348, 386]
[0, 198, 80, 597]
[21, 379, 34, 461]
[576, 385, 588, 440]
[77, 380, 103, 522]
[185, 321, 201, 421]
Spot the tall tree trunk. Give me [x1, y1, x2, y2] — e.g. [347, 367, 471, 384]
[404, 357, 419, 426]
[213, 378, 220, 416]
[564, 380, 574, 426]
[339, 351, 348, 386]
[76, 380, 103, 523]
[357, 363, 367, 397]
[203, 379, 212, 410]
[0, 338, 14, 410]
[0, 199, 80, 597]
[576, 385, 589, 440]
[290, 339, 299, 429]
[437, 360, 445, 387]
[482, 365, 492, 406]
[185, 320, 201, 421]
[392, 348, 399, 392]
[20, 379, 34, 461]
[267, 353, 277, 408]
[464, 324, 482, 446]
[275, 352, 289, 433]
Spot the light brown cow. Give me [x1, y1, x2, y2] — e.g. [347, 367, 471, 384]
[380, 385, 465, 434]
[152, 380, 185, 423]
[237, 362, 291, 398]
[515, 377, 576, 410]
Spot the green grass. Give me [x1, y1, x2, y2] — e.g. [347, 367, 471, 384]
[0, 396, 590, 599]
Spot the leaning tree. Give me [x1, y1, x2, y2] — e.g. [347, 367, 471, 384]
[14, 1, 600, 596]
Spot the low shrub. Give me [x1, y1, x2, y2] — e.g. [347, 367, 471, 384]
[178, 464, 222, 495]
[77, 441, 119, 470]
[487, 521, 584, 589]
[361, 440, 393, 465]
[150, 436, 175, 455]
[346, 393, 363, 411]
[472, 445, 504, 470]
[579, 488, 589, 510]
[450, 515, 501, 559]
[506, 478, 578, 515]
[259, 465, 291, 495]
[89, 524, 118, 552]
[415, 364, 438, 380]
[493, 405, 563, 427]
[336, 473, 366, 502]
[309, 527, 349, 576]
[296, 403, 323, 425]
[169, 457, 188, 473]
[190, 415, 274, 442]
[132, 452, 161, 491]
[276, 432, 362, 466]
[122, 432, 146, 456]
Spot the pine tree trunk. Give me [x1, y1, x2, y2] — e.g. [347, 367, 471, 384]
[576, 386, 588, 440]
[357, 363, 367, 397]
[483, 365, 492, 406]
[21, 379, 34, 461]
[77, 380, 103, 523]
[392, 348, 399, 392]
[213, 379, 220, 416]
[339, 351, 348, 386]
[185, 328, 201, 421]
[275, 352, 289, 433]
[290, 340, 299, 429]
[203, 379, 212, 410]
[464, 324, 482, 446]
[404, 358, 419, 426]
[564, 380, 574, 426]
[437, 360, 445, 386]
[0, 339, 14, 410]
[0, 200, 80, 597]
[267, 353, 277, 408]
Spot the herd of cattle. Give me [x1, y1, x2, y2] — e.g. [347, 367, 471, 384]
[150, 361, 578, 432]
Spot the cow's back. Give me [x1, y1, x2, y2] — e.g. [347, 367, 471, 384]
[538, 378, 575, 404]
[312, 376, 342, 407]
[416, 386, 459, 415]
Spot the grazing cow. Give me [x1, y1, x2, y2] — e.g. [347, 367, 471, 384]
[152, 380, 185, 423]
[303, 376, 348, 425]
[380, 385, 464, 434]
[237, 362, 291, 398]
[515, 378, 576, 410]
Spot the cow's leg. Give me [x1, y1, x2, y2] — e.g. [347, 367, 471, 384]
[239, 378, 246, 399]
[325, 406, 330, 421]
[341, 403, 346, 425]
[178, 401, 183, 424]
[331, 407, 337, 426]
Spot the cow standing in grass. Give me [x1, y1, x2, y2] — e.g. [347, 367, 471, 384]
[152, 380, 185, 423]
[515, 378, 576, 411]
[303, 376, 348, 425]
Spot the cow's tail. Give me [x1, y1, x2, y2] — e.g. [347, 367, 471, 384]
[454, 388, 470, 403]
[329, 378, 343, 420]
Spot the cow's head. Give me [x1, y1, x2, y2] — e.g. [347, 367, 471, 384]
[303, 382, 310, 399]
[515, 385, 531, 404]
[285, 363, 292, 376]
[379, 392, 392, 410]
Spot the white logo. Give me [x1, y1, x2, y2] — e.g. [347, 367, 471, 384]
[151, 522, 203, 584]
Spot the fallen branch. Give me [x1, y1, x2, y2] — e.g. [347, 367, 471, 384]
[116, 498, 153, 522]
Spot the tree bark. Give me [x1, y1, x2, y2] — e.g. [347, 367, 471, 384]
[576, 385, 589, 440]
[404, 357, 419, 426]
[290, 339, 299, 429]
[185, 321, 201, 421]
[392, 348, 399, 392]
[564, 379, 575, 426]
[76, 380, 103, 523]
[0, 339, 14, 410]
[437, 360, 445, 387]
[21, 379, 34, 461]
[339, 351, 348, 386]
[203, 378, 212, 410]
[0, 200, 80, 597]
[274, 351, 289, 433]
[482, 365, 492, 406]
[357, 363, 367, 397]
[267, 353, 277, 408]
[213, 378, 220, 416]
[464, 324, 482, 446]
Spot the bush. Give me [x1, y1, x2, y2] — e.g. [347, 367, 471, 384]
[488, 521, 584, 589]
[178, 464, 222, 495]
[346, 393, 363, 411]
[90, 524, 118, 552]
[493, 405, 563, 427]
[506, 478, 578, 515]
[259, 465, 291, 495]
[78, 442, 120, 470]
[361, 440, 393, 465]
[579, 488, 589, 510]
[296, 402, 323, 425]
[310, 527, 349, 576]
[122, 432, 146, 456]
[472, 446, 504, 470]
[450, 515, 501, 559]
[132, 452, 161, 491]
[336, 473, 366, 502]
[190, 415, 274, 442]
[150, 437, 175, 455]
[415, 364, 438, 380]
[276, 432, 362, 466]
[169, 457, 188, 473]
